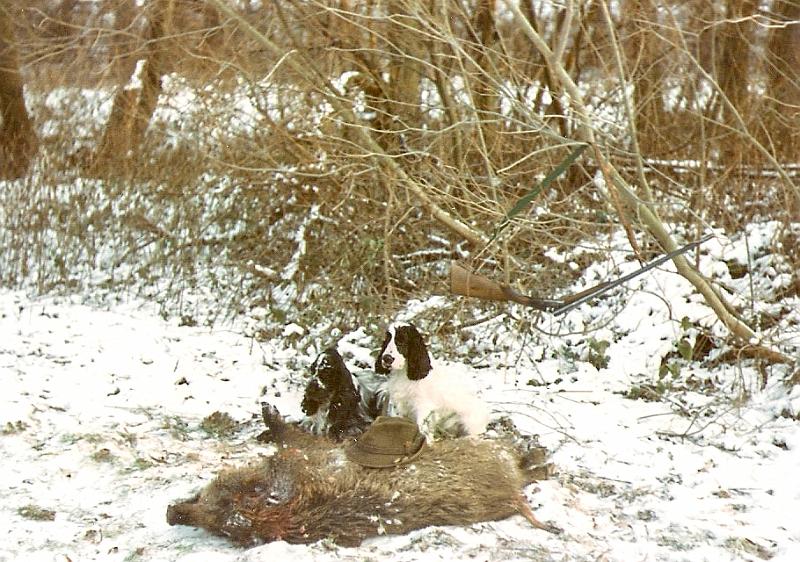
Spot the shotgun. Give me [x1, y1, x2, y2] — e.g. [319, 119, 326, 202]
[450, 234, 713, 316]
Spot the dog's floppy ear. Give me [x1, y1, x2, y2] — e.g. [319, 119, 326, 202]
[324, 348, 360, 398]
[405, 325, 432, 381]
[328, 347, 352, 379]
[374, 330, 391, 374]
[317, 347, 352, 387]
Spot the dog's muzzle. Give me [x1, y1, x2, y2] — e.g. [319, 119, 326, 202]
[380, 354, 394, 370]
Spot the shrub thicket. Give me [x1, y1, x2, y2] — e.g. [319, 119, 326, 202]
[0, 0, 797, 343]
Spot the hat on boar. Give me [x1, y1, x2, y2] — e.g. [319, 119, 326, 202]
[345, 416, 426, 468]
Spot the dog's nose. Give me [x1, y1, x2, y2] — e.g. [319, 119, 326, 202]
[381, 354, 394, 369]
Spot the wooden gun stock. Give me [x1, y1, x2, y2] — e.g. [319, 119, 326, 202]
[450, 262, 562, 311]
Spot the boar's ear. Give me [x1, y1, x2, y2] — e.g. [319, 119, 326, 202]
[258, 402, 289, 443]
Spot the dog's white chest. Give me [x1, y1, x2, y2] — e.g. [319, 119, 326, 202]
[384, 366, 488, 438]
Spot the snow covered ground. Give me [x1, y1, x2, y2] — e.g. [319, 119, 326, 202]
[2, 229, 799, 562]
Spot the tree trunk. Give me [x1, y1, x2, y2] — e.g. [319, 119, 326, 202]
[625, 0, 668, 156]
[704, 0, 758, 166]
[386, 0, 422, 132]
[0, 3, 38, 179]
[109, 1, 137, 82]
[94, 0, 173, 173]
[715, 0, 757, 115]
[470, 0, 499, 139]
[764, 0, 800, 160]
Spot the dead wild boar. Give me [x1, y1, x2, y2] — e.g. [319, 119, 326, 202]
[166, 405, 556, 547]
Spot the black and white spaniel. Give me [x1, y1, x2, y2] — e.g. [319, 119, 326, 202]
[375, 322, 489, 439]
[300, 347, 384, 441]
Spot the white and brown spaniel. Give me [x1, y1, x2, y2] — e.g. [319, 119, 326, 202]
[375, 322, 489, 439]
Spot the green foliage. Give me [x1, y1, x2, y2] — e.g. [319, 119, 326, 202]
[676, 338, 693, 361]
[161, 415, 192, 441]
[91, 448, 115, 463]
[2, 420, 28, 434]
[658, 361, 682, 380]
[126, 458, 155, 472]
[17, 504, 56, 521]
[123, 547, 147, 562]
[624, 382, 671, 402]
[659, 317, 696, 379]
[586, 338, 611, 370]
[200, 411, 239, 439]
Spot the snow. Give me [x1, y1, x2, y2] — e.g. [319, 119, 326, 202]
[2, 228, 799, 561]
[125, 60, 147, 91]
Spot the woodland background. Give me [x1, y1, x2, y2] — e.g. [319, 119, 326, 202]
[0, 0, 798, 355]
[3, 4, 800, 560]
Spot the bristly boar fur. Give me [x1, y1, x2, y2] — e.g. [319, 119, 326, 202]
[167, 404, 556, 547]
